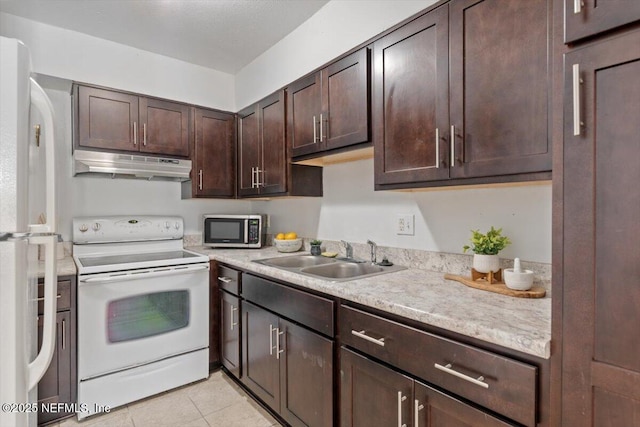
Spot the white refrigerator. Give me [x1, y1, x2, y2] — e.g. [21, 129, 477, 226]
[0, 37, 59, 427]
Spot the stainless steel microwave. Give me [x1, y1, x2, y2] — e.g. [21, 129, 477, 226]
[203, 214, 267, 248]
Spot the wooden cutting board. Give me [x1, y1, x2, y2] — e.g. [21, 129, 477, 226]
[444, 273, 546, 298]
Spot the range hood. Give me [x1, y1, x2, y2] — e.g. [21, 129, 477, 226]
[73, 150, 191, 181]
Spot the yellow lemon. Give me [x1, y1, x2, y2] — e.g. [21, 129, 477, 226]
[275, 233, 285, 240]
[284, 232, 297, 240]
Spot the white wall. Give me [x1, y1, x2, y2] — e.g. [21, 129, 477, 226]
[0, 12, 235, 111]
[243, 0, 552, 263]
[235, 0, 437, 109]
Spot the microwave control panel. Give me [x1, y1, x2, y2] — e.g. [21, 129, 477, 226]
[248, 219, 260, 244]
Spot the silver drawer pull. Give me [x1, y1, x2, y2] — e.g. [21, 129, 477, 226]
[217, 276, 232, 283]
[351, 329, 385, 347]
[434, 363, 489, 389]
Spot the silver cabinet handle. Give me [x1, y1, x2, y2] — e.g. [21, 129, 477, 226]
[230, 305, 238, 330]
[435, 127, 440, 168]
[269, 324, 276, 356]
[251, 167, 256, 188]
[198, 169, 203, 190]
[255, 168, 263, 188]
[351, 329, 385, 347]
[572, 64, 583, 136]
[434, 363, 489, 389]
[276, 327, 284, 359]
[133, 122, 137, 146]
[143, 123, 147, 146]
[61, 318, 66, 350]
[217, 276, 232, 283]
[414, 399, 424, 427]
[397, 391, 407, 427]
[450, 125, 456, 167]
[313, 115, 318, 143]
[574, 0, 583, 14]
[319, 113, 324, 142]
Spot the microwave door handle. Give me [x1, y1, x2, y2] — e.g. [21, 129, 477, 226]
[244, 220, 249, 244]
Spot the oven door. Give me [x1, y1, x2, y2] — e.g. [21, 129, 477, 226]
[77, 263, 209, 380]
[203, 217, 248, 247]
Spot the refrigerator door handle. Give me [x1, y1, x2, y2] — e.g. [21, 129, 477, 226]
[28, 78, 56, 234]
[27, 234, 58, 390]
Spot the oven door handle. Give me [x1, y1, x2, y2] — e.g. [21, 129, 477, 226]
[79, 264, 210, 284]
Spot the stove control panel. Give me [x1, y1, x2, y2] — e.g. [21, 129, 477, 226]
[73, 216, 184, 244]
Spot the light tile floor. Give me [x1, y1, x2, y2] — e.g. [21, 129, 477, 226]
[52, 371, 281, 427]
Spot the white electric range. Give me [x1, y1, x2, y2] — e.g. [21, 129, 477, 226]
[72, 216, 209, 419]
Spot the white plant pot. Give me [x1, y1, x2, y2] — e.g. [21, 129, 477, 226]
[473, 254, 500, 273]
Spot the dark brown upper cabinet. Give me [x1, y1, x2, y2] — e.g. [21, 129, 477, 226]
[564, 0, 640, 44]
[288, 47, 370, 159]
[75, 84, 190, 157]
[238, 90, 323, 198]
[373, 5, 450, 186]
[188, 108, 236, 198]
[374, 0, 552, 190]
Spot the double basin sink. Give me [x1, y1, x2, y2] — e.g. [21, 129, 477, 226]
[253, 254, 406, 282]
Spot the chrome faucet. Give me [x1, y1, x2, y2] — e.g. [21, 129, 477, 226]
[341, 240, 353, 259]
[367, 239, 377, 264]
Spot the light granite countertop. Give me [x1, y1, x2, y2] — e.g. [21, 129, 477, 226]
[37, 255, 77, 278]
[188, 246, 551, 359]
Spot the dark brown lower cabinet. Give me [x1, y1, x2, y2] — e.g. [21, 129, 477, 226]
[220, 290, 241, 378]
[242, 301, 333, 427]
[37, 277, 76, 426]
[340, 347, 511, 427]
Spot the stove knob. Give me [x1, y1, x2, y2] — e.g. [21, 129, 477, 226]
[92, 222, 101, 232]
[174, 221, 180, 230]
[164, 221, 171, 229]
[79, 224, 88, 233]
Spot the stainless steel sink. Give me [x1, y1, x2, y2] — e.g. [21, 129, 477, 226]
[300, 262, 384, 279]
[253, 254, 405, 282]
[255, 254, 337, 268]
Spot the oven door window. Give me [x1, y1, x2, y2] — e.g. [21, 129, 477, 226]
[107, 290, 190, 343]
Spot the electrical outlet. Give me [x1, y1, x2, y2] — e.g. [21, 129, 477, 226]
[396, 214, 414, 235]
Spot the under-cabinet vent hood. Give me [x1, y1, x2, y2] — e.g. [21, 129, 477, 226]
[73, 150, 191, 181]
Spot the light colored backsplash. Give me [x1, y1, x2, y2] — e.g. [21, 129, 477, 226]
[183, 234, 202, 247]
[203, 234, 551, 292]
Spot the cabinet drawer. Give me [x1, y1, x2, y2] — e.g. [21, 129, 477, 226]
[243, 274, 334, 336]
[340, 305, 537, 426]
[217, 265, 241, 295]
[38, 280, 71, 314]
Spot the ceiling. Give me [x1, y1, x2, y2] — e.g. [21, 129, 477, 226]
[0, 0, 330, 74]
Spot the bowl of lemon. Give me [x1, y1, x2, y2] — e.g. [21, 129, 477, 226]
[273, 232, 302, 253]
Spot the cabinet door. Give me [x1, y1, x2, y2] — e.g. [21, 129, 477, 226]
[323, 48, 370, 151]
[139, 98, 190, 157]
[414, 381, 511, 427]
[340, 347, 413, 427]
[288, 73, 323, 158]
[237, 104, 261, 197]
[76, 85, 139, 152]
[449, 0, 551, 179]
[220, 290, 241, 378]
[260, 91, 287, 195]
[373, 5, 451, 186]
[193, 108, 236, 197]
[37, 312, 72, 425]
[279, 319, 333, 427]
[564, 0, 640, 43]
[242, 302, 280, 411]
[562, 29, 640, 426]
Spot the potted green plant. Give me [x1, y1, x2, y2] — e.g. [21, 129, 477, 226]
[463, 227, 511, 273]
[309, 239, 323, 256]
